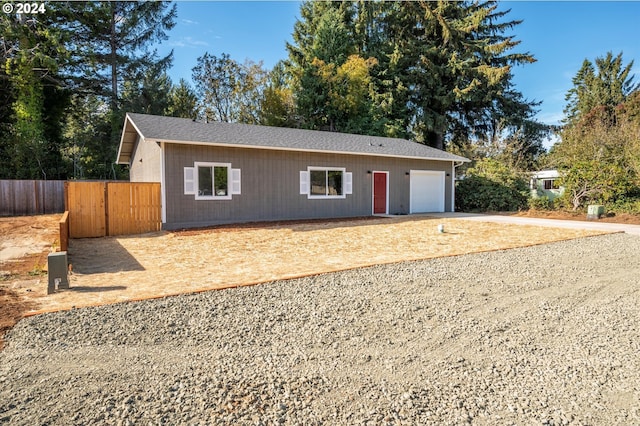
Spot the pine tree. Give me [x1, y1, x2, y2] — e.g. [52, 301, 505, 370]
[550, 52, 640, 209]
[121, 65, 173, 116]
[564, 52, 638, 124]
[168, 79, 198, 120]
[397, 1, 536, 149]
[286, 1, 537, 149]
[288, 3, 381, 134]
[60, 1, 177, 178]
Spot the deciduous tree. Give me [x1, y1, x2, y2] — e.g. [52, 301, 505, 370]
[192, 53, 267, 124]
[0, 6, 69, 179]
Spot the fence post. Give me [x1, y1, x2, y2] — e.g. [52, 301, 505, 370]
[104, 182, 110, 236]
[59, 211, 69, 252]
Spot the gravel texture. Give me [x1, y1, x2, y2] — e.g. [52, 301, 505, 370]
[1, 233, 639, 425]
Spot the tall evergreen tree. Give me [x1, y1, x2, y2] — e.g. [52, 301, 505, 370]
[63, 1, 176, 109]
[61, 1, 176, 178]
[564, 51, 638, 124]
[550, 52, 640, 209]
[121, 65, 173, 116]
[398, 1, 536, 149]
[168, 79, 198, 119]
[286, 1, 537, 150]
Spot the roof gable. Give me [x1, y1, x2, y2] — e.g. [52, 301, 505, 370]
[117, 112, 469, 164]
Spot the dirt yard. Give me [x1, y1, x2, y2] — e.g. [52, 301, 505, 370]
[0, 214, 60, 348]
[0, 213, 614, 325]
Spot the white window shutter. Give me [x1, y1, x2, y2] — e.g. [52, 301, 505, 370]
[300, 171, 309, 194]
[184, 167, 195, 195]
[231, 168, 241, 195]
[344, 172, 352, 195]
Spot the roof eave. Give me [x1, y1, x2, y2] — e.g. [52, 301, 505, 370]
[146, 138, 470, 163]
[116, 113, 146, 164]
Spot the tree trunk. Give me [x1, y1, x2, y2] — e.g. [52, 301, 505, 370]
[424, 129, 444, 150]
[110, 3, 118, 111]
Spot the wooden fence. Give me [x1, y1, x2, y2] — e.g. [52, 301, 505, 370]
[65, 181, 161, 238]
[0, 180, 66, 216]
[59, 211, 69, 252]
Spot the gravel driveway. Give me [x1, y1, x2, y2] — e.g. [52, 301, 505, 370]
[1, 233, 639, 425]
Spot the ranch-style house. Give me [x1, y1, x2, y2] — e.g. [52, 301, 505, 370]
[117, 112, 469, 230]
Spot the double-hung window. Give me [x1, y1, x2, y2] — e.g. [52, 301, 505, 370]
[184, 162, 241, 200]
[300, 167, 352, 199]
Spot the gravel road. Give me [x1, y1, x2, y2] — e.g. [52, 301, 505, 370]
[1, 233, 639, 425]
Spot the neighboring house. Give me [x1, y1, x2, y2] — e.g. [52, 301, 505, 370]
[117, 113, 469, 230]
[530, 170, 564, 200]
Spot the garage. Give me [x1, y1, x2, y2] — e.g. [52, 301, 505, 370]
[409, 170, 445, 213]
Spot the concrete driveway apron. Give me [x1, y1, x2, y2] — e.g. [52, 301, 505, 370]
[426, 212, 640, 236]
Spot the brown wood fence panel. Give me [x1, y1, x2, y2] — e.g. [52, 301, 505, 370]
[65, 181, 107, 238]
[59, 211, 69, 252]
[107, 182, 161, 236]
[0, 180, 65, 216]
[65, 181, 161, 238]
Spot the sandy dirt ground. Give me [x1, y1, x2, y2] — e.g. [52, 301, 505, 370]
[4, 215, 613, 316]
[0, 212, 627, 347]
[0, 214, 60, 348]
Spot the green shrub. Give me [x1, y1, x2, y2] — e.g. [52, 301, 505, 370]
[608, 197, 640, 215]
[455, 158, 529, 212]
[528, 196, 554, 211]
[456, 175, 529, 211]
[456, 158, 529, 211]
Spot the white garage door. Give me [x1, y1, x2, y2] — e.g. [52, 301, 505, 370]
[410, 170, 445, 213]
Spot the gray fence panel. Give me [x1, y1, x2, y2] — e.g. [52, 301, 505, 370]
[0, 180, 66, 216]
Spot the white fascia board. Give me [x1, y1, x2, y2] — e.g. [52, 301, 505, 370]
[116, 114, 147, 164]
[115, 116, 132, 164]
[147, 138, 470, 163]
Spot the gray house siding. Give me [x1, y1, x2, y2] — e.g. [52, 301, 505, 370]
[162, 143, 454, 229]
[129, 135, 162, 182]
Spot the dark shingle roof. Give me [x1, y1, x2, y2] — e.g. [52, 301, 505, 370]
[117, 112, 469, 164]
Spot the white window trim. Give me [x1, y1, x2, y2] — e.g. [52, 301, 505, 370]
[194, 161, 232, 200]
[306, 166, 350, 199]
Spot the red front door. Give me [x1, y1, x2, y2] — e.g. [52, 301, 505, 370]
[373, 172, 387, 214]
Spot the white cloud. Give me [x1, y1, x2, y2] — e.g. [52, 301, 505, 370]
[181, 19, 199, 25]
[169, 36, 209, 48]
[537, 111, 565, 126]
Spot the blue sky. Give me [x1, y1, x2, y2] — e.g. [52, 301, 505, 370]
[157, 1, 640, 135]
